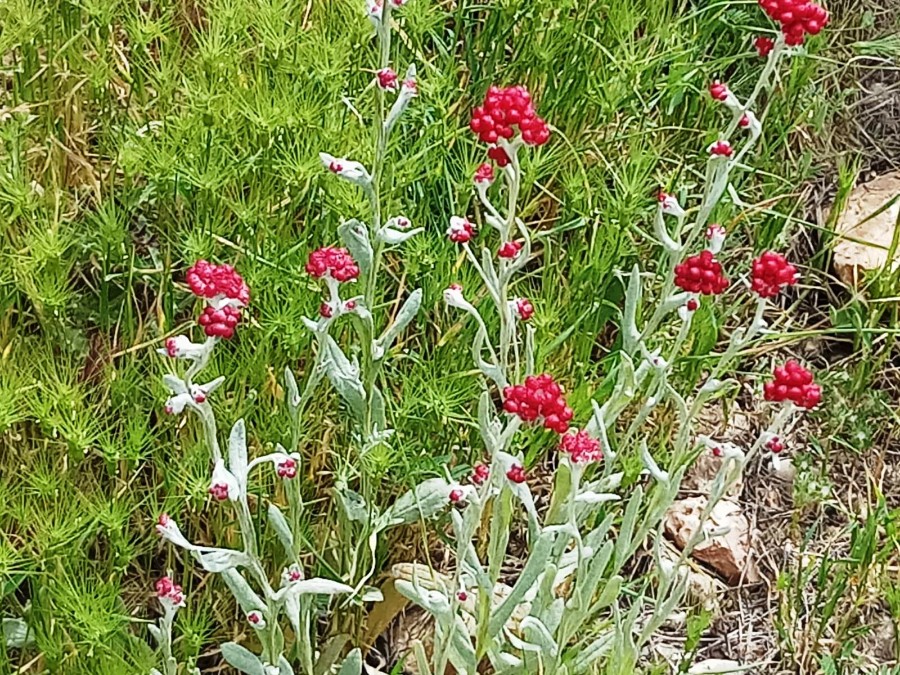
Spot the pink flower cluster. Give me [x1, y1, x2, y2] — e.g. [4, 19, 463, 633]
[305, 247, 360, 282]
[559, 429, 603, 464]
[503, 374, 574, 434]
[186, 260, 251, 339]
[764, 360, 822, 409]
[759, 0, 828, 46]
[155, 576, 185, 608]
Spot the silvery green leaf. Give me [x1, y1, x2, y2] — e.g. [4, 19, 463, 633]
[278, 656, 295, 675]
[321, 335, 366, 418]
[293, 578, 354, 595]
[4, 617, 35, 648]
[337, 648, 363, 675]
[163, 374, 187, 395]
[150, 669, 163, 675]
[572, 540, 613, 613]
[314, 634, 351, 675]
[571, 630, 614, 674]
[228, 419, 248, 481]
[377, 225, 424, 245]
[641, 439, 669, 483]
[301, 316, 320, 333]
[446, 615, 477, 672]
[387, 477, 451, 525]
[384, 64, 416, 136]
[394, 579, 451, 619]
[267, 503, 296, 560]
[222, 569, 265, 613]
[147, 622, 162, 646]
[575, 491, 620, 505]
[480, 248, 500, 295]
[335, 483, 371, 525]
[361, 586, 384, 602]
[614, 486, 643, 570]
[221, 642, 267, 675]
[593, 574, 623, 611]
[520, 617, 558, 656]
[477, 390, 500, 452]
[284, 367, 300, 411]
[284, 591, 301, 637]
[488, 529, 556, 635]
[412, 641, 434, 675]
[370, 384, 387, 434]
[200, 375, 226, 395]
[377, 288, 422, 356]
[338, 219, 373, 278]
[543, 597, 565, 635]
[622, 264, 642, 353]
[194, 549, 250, 573]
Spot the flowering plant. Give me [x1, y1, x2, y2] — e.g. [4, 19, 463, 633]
[390, 3, 827, 673]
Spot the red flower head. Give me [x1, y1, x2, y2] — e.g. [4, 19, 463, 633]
[758, 0, 828, 46]
[708, 140, 734, 157]
[447, 217, 475, 244]
[498, 241, 523, 259]
[277, 457, 298, 479]
[470, 85, 550, 147]
[709, 80, 729, 102]
[506, 464, 527, 484]
[766, 436, 785, 453]
[674, 250, 729, 295]
[449, 488, 464, 504]
[488, 146, 511, 167]
[186, 260, 251, 306]
[155, 576, 185, 606]
[475, 162, 495, 185]
[471, 463, 490, 485]
[513, 297, 534, 321]
[739, 114, 751, 128]
[305, 247, 360, 282]
[764, 360, 822, 409]
[559, 429, 603, 464]
[376, 68, 398, 91]
[751, 251, 798, 298]
[198, 305, 242, 339]
[502, 374, 573, 434]
[754, 36, 775, 57]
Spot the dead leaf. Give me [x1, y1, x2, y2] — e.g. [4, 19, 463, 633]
[665, 497, 760, 584]
[832, 171, 900, 286]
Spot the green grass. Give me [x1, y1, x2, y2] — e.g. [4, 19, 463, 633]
[1, 0, 898, 672]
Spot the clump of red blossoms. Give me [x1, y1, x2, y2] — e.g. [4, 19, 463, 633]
[305, 247, 360, 282]
[674, 250, 729, 295]
[471, 463, 490, 485]
[469, 85, 550, 167]
[209, 481, 230, 501]
[277, 457, 298, 479]
[754, 35, 775, 57]
[474, 163, 495, 185]
[751, 251, 798, 298]
[708, 140, 734, 157]
[709, 80, 729, 102]
[559, 429, 603, 464]
[155, 576, 185, 606]
[498, 241, 523, 259]
[514, 298, 534, 321]
[186, 260, 251, 306]
[198, 305, 242, 339]
[758, 0, 828, 46]
[449, 488, 464, 504]
[767, 436, 785, 453]
[376, 67, 398, 91]
[764, 360, 822, 409]
[448, 217, 475, 244]
[502, 374, 573, 434]
[506, 464, 527, 484]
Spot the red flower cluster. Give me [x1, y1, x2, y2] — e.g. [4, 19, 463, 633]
[708, 140, 733, 157]
[513, 298, 534, 321]
[766, 436, 785, 453]
[475, 162, 495, 185]
[709, 80, 729, 102]
[208, 482, 230, 501]
[471, 463, 490, 485]
[498, 241, 523, 259]
[199, 305, 242, 339]
[754, 36, 775, 57]
[470, 85, 550, 167]
[674, 250, 729, 295]
[764, 360, 822, 409]
[187, 260, 251, 306]
[448, 217, 476, 244]
[758, 0, 828, 46]
[502, 374, 573, 434]
[751, 251, 798, 298]
[376, 68, 398, 91]
[506, 464, 527, 484]
[305, 247, 360, 282]
[277, 457, 298, 479]
[559, 429, 603, 464]
[155, 576, 185, 606]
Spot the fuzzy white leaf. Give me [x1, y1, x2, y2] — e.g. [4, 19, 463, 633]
[267, 503, 296, 560]
[228, 419, 248, 482]
[194, 549, 250, 573]
[221, 642, 267, 675]
[293, 578, 354, 596]
[387, 477, 451, 525]
[222, 569, 265, 613]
